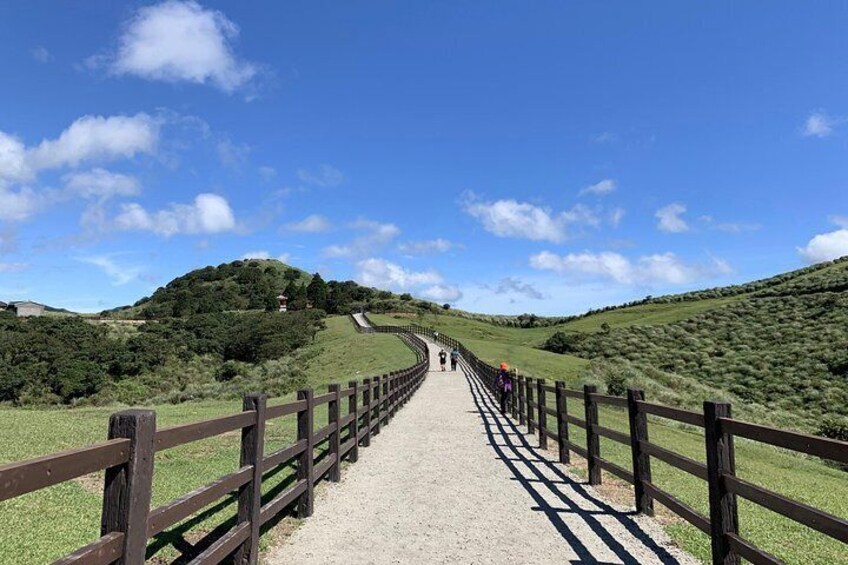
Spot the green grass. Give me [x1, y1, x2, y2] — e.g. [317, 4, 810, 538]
[369, 312, 588, 383]
[560, 403, 848, 564]
[370, 296, 739, 349]
[0, 316, 414, 564]
[373, 312, 847, 564]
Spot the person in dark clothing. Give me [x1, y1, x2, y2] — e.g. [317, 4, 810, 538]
[450, 347, 460, 371]
[438, 349, 447, 371]
[497, 362, 514, 415]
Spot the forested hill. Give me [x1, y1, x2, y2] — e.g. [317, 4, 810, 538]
[102, 259, 436, 319]
[541, 256, 848, 426]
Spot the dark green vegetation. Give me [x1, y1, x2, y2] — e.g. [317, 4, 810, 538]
[0, 316, 415, 564]
[2, 259, 444, 406]
[103, 259, 439, 319]
[449, 256, 848, 328]
[0, 310, 324, 405]
[541, 258, 848, 430]
[372, 257, 848, 434]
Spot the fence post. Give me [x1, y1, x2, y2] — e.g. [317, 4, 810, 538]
[704, 401, 739, 565]
[526, 377, 535, 435]
[382, 375, 390, 426]
[101, 409, 156, 565]
[518, 376, 526, 425]
[627, 389, 653, 516]
[391, 373, 398, 417]
[373, 376, 382, 435]
[584, 384, 601, 485]
[362, 378, 372, 447]
[555, 382, 570, 464]
[296, 388, 314, 518]
[537, 379, 547, 449]
[348, 380, 359, 462]
[328, 384, 341, 482]
[235, 394, 266, 564]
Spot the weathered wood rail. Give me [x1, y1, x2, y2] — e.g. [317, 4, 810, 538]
[0, 327, 429, 565]
[361, 314, 848, 565]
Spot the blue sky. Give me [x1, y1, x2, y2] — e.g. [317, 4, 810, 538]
[1, 1, 847, 314]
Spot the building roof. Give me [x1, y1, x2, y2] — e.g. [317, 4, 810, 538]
[7, 300, 46, 308]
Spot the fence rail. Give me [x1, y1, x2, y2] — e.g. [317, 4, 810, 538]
[0, 322, 429, 565]
[365, 314, 848, 565]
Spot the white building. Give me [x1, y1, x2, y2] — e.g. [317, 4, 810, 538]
[5, 301, 46, 317]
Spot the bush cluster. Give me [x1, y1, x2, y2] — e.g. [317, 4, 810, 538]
[0, 310, 324, 405]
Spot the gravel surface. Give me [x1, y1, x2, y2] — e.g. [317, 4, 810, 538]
[267, 332, 698, 564]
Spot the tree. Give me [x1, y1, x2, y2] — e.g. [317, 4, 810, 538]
[306, 273, 329, 310]
[442, 303, 451, 310]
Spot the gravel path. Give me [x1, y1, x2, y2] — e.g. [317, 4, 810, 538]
[267, 330, 697, 564]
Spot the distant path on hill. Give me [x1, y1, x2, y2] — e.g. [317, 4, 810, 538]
[268, 318, 696, 564]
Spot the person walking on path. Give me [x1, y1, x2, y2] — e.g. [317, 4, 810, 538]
[439, 348, 448, 371]
[497, 363, 514, 415]
[450, 347, 460, 371]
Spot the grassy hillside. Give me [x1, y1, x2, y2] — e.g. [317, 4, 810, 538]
[0, 316, 414, 564]
[378, 257, 848, 431]
[370, 311, 848, 564]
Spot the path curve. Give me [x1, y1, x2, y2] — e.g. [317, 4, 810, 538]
[268, 323, 696, 564]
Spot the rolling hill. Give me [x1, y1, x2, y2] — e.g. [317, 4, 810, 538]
[101, 259, 437, 319]
[373, 256, 848, 431]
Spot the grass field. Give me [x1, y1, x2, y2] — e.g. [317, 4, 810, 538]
[371, 311, 848, 565]
[370, 296, 739, 349]
[0, 316, 415, 564]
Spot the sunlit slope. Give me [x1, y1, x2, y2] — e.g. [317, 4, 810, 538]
[0, 315, 415, 564]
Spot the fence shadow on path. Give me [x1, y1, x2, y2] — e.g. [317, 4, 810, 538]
[462, 365, 684, 565]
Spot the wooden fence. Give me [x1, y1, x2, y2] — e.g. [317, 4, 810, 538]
[0, 328, 429, 565]
[362, 315, 848, 565]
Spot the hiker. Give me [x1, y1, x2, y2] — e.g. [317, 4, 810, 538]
[438, 348, 448, 371]
[497, 362, 514, 415]
[450, 347, 460, 371]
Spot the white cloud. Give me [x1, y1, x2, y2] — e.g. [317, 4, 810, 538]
[802, 111, 840, 138]
[655, 203, 689, 233]
[0, 262, 28, 273]
[27, 114, 158, 171]
[798, 228, 848, 263]
[355, 258, 441, 289]
[0, 230, 17, 254]
[579, 178, 616, 197]
[216, 137, 250, 167]
[592, 132, 617, 144]
[258, 165, 277, 182]
[30, 46, 52, 63]
[106, 0, 258, 92]
[297, 164, 345, 187]
[242, 250, 290, 262]
[77, 255, 142, 286]
[115, 193, 236, 236]
[530, 250, 730, 285]
[285, 214, 331, 233]
[421, 284, 463, 302]
[63, 168, 140, 199]
[0, 132, 32, 182]
[609, 207, 625, 228]
[465, 198, 598, 243]
[828, 215, 848, 228]
[0, 184, 42, 221]
[398, 238, 457, 255]
[494, 277, 545, 300]
[324, 219, 399, 258]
